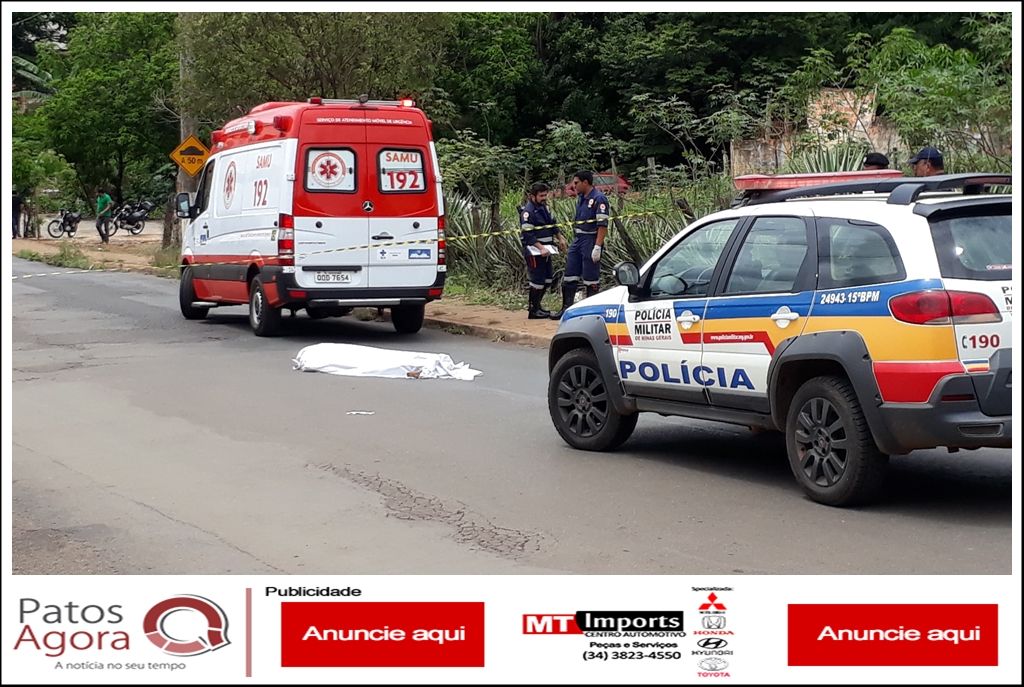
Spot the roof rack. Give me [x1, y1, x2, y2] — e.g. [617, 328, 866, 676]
[735, 173, 1011, 207]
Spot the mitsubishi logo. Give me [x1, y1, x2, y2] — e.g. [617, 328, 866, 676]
[699, 593, 726, 611]
[362, 200, 374, 212]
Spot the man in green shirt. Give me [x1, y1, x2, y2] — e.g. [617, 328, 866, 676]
[96, 189, 113, 244]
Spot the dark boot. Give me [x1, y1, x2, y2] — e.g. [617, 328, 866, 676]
[549, 282, 577, 319]
[527, 288, 550, 319]
[586, 283, 600, 298]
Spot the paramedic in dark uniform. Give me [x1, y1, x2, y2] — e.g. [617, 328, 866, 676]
[520, 182, 566, 319]
[554, 169, 609, 317]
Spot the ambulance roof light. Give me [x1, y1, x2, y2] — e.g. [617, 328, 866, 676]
[358, 94, 369, 104]
[308, 97, 322, 105]
[400, 98, 415, 107]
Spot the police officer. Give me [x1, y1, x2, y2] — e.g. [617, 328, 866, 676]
[553, 170, 609, 318]
[519, 182, 566, 319]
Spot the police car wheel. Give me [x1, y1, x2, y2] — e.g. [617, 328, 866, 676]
[785, 375, 888, 507]
[178, 266, 208, 320]
[549, 348, 637, 451]
[249, 276, 282, 336]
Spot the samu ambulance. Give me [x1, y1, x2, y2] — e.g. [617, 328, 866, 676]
[175, 97, 446, 336]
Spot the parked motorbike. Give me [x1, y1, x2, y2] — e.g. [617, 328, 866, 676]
[109, 199, 154, 236]
[46, 208, 83, 239]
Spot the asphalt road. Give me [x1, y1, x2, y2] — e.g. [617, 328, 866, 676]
[10, 258, 1012, 574]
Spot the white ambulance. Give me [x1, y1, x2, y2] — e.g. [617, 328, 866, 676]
[175, 97, 446, 335]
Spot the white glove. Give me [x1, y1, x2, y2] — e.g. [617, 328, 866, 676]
[591, 244, 602, 263]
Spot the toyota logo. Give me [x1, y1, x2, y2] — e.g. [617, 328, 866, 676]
[697, 637, 728, 649]
[362, 200, 374, 212]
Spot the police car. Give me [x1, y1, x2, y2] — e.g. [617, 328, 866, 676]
[547, 171, 1012, 506]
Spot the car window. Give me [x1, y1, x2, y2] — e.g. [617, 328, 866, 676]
[724, 217, 809, 295]
[195, 160, 215, 215]
[929, 210, 1011, 281]
[594, 175, 615, 185]
[378, 148, 427, 194]
[817, 219, 905, 289]
[305, 148, 357, 193]
[649, 219, 740, 298]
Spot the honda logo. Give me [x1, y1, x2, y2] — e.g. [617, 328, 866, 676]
[702, 616, 726, 629]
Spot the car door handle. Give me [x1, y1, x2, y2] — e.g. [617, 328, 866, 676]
[372, 233, 393, 241]
[771, 311, 800, 321]
[676, 313, 701, 324]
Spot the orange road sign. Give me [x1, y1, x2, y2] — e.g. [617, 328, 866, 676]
[170, 135, 210, 177]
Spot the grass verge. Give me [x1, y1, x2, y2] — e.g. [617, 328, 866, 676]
[16, 242, 94, 270]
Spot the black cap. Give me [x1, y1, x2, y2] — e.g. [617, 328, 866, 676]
[863, 152, 889, 169]
[908, 146, 943, 166]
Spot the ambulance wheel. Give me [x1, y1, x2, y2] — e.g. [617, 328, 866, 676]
[178, 266, 208, 320]
[549, 348, 637, 451]
[785, 375, 888, 507]
[391, 304, 424, 334]
[249, 276, 282, 336]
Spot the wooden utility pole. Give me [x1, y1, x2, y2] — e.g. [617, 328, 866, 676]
[164, 12, 199, 249]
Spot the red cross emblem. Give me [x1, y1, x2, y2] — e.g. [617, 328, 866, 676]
[318, 159, 339, 180]
[699, 593, 726, 611]
[311, 152, 347, 188]
[223, 161, 237, 208]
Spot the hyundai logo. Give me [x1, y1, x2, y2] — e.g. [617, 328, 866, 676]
[697, 637, 728, 649]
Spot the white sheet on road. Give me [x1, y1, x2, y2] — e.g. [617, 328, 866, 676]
[292, 343, 482, 381]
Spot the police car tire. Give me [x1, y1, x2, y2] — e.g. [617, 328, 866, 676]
[785, 375, 888, 507]
[391, 304, 424, 334]
[548, 348, 638, 451]
[249, 276, 282, 336]
[178, 266, 208, 320]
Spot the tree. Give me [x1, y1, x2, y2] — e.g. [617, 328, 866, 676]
[435, 13, 545, 144]
[38, 13, 179, 201]
[180, 13, 451, 127]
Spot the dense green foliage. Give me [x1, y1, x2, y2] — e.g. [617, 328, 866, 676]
[11, 11, 1010, 235]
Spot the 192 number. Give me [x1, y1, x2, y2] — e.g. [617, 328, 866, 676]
[252, 179, 269, 206]
[384, 170, 421, 190]
[963, 334, 1000, 349]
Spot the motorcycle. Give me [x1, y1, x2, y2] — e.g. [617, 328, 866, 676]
[108, 199, 154, 236]
[46, 208, 83, 239]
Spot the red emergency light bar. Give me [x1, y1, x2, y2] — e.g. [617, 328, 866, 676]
[734, 169, 904, 191]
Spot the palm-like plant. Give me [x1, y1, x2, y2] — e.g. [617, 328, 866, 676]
[13, 56, 54, 110]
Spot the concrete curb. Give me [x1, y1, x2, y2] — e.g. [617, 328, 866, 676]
[422, 315, 553, 348]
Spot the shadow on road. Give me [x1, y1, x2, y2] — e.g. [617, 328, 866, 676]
[613, 421, 1010, 524]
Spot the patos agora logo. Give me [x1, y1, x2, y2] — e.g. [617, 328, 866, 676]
[143, 595, 230, 656]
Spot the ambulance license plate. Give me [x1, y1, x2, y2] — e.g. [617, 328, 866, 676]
[314, 272, 351, 284]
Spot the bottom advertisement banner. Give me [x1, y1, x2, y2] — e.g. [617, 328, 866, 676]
[1, 576, 1019, 685]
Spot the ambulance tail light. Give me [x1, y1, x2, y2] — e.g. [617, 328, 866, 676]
[272, 115, 292, 132]
[211, 130, 224, 145]
[278, 214, 295, 266]
[437, 216, 446, 266]
[889, 290, 1001, 325]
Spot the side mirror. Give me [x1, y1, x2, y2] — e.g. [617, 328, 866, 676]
[613, 261, 643, 298]
[175, 192, 193, 219]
